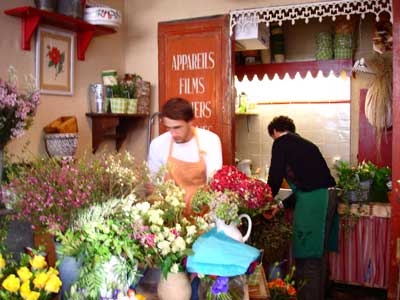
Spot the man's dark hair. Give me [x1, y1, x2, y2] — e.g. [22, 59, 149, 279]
[161, 98, 194, 122]
[268, 115, 296, 136]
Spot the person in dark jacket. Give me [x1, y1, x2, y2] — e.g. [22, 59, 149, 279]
[266, 115, 338, 300]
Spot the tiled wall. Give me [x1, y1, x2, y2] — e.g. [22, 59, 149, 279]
[235, 103, 350, 179]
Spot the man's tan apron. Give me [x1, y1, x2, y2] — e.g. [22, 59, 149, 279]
[167, 128, 207, 216]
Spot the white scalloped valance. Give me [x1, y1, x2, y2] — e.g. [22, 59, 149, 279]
[230, 0, 392, 35]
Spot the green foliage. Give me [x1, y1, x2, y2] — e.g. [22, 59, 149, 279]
[334, 160, 359, 192]
[56, 197, 142, 300]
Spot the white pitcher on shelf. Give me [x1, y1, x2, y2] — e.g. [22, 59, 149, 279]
[215, 213, 252, 243]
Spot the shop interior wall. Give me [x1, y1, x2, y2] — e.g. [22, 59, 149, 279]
[234, 16, 375, 177]
[1, 0, 374, 164]
[0, 0, 125, 161]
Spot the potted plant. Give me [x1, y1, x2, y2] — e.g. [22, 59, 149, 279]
[357, 161, 377, 201]
[122, 74, 140, 114]
[334, 160, 360, 203]
[369, 165, 391, 202]
[110, 80, 129, 113]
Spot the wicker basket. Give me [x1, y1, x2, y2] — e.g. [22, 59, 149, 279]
[44, 133, 78, 158]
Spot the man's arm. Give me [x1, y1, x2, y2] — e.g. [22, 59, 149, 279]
[203, 132, 223, 178]
[267, 141, 286, 197]
[147, 139, 164, 179]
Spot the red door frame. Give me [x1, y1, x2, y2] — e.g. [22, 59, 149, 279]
[388, 0, 400, 297]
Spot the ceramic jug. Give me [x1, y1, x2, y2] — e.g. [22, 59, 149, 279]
[215, 213, 252, 243]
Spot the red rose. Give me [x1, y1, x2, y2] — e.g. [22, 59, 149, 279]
[48, 47, 61, 65]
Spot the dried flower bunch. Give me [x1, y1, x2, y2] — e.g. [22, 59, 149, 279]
[0, 66, 40, 147]
[0, 251, 61, 300]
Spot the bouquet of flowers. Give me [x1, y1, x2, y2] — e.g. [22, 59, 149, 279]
[268, 265, 299, 300]
[3, 151, 146, 233]
[192, 166, 274, 222]
[131, 179, 210, 279]
[0, 251, 62, 300]
[0, 66, 40, 148]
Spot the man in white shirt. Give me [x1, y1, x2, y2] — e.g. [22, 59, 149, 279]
[147, 97, 222, 215]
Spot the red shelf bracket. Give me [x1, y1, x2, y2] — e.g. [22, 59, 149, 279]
[77, 30, 95, 61]
[21, 15, 40, 50]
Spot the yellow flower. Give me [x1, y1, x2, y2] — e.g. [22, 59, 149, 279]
[26, 291, 40, 300]
[20, 280, 31, 298]
[17, 266, 33, 282]
[46, 267, 59, 276]
[2, 274, 20, 293]
[44, 274, 62, 293]
[0, 254, 5, 269]
[33, 272, 49, 289]
[29, 255, 47, 270]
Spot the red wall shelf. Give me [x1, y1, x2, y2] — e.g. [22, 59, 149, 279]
[235, 59, 353, 81]
[4, 6, 116, 61]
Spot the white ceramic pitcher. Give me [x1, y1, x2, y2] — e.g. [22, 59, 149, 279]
[215, 213, 252, 243]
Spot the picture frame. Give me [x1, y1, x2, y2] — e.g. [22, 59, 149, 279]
[35, 27, 75, 95]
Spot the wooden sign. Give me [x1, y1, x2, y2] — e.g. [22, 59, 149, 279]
[158, 15, 234, 164]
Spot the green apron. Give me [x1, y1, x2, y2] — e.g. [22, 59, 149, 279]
[289, 182, 328, 258]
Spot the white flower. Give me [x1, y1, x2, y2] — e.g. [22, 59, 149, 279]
[170, 263, 180, 274]
[175, 224, 182, 232]
[186, 225, 197, 236]
[148, 209, 164, 225]
[185, 237, 193, 244]
[135, 202, 150, 213]
[157, 240, 171, 256]
[155, 231, 165, 242]
[150, 225, 161, 233]
[171, 236, 186, 253]
[167, 232, 176, 242]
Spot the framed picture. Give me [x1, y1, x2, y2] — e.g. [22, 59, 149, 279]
[35, 27, 75, 95]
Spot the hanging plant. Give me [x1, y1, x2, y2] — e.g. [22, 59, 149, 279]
[364, 52, 393, 157]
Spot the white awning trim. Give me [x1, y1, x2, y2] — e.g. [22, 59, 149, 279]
[230, 0, 393, 35]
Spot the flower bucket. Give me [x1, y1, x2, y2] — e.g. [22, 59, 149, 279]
[57, 0, 84, 19]
[34, 0, 57, 12]
[55, 242, 82, 300]
[110, 98, 128, 113]
[126, 99, 138, 114]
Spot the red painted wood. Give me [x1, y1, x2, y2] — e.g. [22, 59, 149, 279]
[77, 30, 95, 60]
[388, 0, 400, 297]
[21, 15, 40, 50]
[4, 6, 115, 61]
[358, 89, 392, 167]
[158, 15, 234, 165]
[235, 59, 353, 81]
